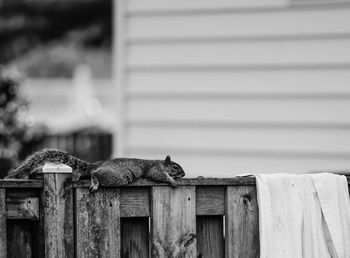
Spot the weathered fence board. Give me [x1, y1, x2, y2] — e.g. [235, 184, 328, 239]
[7, 221, 33, 258]
[196, 186, 225, 215]
[225, 186, 259, 258]
[0, 188, 6, 258]
[120, 187, 150, 217]
[6, 190, 39, 220]
[151, 186, 197, 257]
[121, 217, 149, 258]
[0, 180, 43, 188]
[42, 173, 74, 258]
[196, 216, 224, 258]
[73, 177, 257, 187]
[75, 188, 121, 258]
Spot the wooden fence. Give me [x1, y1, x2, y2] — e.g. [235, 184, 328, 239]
[1, 168, 260, 258]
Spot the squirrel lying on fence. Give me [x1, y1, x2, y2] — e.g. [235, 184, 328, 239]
[5, 149, 185, 192]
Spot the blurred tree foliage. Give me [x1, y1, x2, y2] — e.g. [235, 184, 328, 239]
[0, 0, 112, 77]
[0, 66, 47, 177]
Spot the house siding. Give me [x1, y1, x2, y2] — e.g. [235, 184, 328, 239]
[114, 0, 350, 176]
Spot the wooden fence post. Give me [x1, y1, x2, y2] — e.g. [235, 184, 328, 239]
[0, 188, 6, 258]
[41, 162, 74, 258]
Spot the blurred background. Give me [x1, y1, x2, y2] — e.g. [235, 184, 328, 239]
[0, 0, 113, 177]
[1, 0, 350, 178]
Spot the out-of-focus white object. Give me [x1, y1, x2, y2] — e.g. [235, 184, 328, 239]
[256, 173, 350, 258]
[67, 64, 115, 131]
[72, 64, 102, 118]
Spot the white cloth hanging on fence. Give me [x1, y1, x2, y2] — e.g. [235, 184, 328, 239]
[256, 173, 350, 258]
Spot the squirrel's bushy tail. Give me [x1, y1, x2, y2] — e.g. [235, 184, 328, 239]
[5, 149, 95, 179]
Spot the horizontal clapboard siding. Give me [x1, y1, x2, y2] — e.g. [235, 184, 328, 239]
[127, 8, 350, 39]
[122, 152, 350, 177]
[115, 0, 350, 176]
[127, 0, 289, 13]
[128, 39, 350, 66]
[128, 99, 350, 123]
[128, 127, 350, 153]
[127, 0, 350, 13]
[128, 69, 350, 94]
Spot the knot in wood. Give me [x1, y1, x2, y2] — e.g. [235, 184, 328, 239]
[241, 194, 251, 207]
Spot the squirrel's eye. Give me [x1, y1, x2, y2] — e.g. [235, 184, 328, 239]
[172, 165, 178, 170]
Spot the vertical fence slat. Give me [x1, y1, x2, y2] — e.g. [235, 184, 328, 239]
[38, 189, 45, 258]
[225, 186, 259, 258]
[31, 221, 41, 258]
[121, 217, 149, 258]
[0, 189, 6, 258]
[42, 173, 74, 258]
[151, 186, 196, 258]
[76, 188, 121, 258]
[196, 216, 224, 258]
[7, 221, 32, 258]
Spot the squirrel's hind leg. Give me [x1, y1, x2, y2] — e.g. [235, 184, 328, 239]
[89, 174, 99, 193]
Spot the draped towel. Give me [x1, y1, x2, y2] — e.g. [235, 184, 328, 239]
[256, 173, 350, 258]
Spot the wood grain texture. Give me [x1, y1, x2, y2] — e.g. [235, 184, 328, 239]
[120, 187, 150, 217]
[151, 186, 196, 257]
[73, 177, 256, 188]
[0, 189, 6, 258]
[6, 221, 33, 258]
[74, 176, 350, 188]
[75, 188, 120, 258]
[42, 174, 74, 258]
[0, 180, 43, 188]
[6, 197, 39, 220]
[196, 216, 224, 258]
[38, 190, 45, 258]
[196, 186, 225, 215]
[225, 186, 259, 258]
[121, 217, 149, 258]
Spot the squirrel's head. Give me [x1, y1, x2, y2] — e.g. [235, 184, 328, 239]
[164, 155, 185, 179]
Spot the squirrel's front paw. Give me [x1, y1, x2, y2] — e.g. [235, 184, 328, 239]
[169, 178, 178, 188]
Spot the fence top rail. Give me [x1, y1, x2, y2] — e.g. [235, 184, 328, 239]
[0, 179, 43, 188]
[72, 172, 350, 187]
[73, 177, 257, 188]
[1, 173, 349, 188]
[0, 177, 256, 188]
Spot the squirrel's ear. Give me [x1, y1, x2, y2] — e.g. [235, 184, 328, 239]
[165, 155, 171, 166]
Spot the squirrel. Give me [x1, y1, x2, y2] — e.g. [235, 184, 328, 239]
[5, 149, 185, 193]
